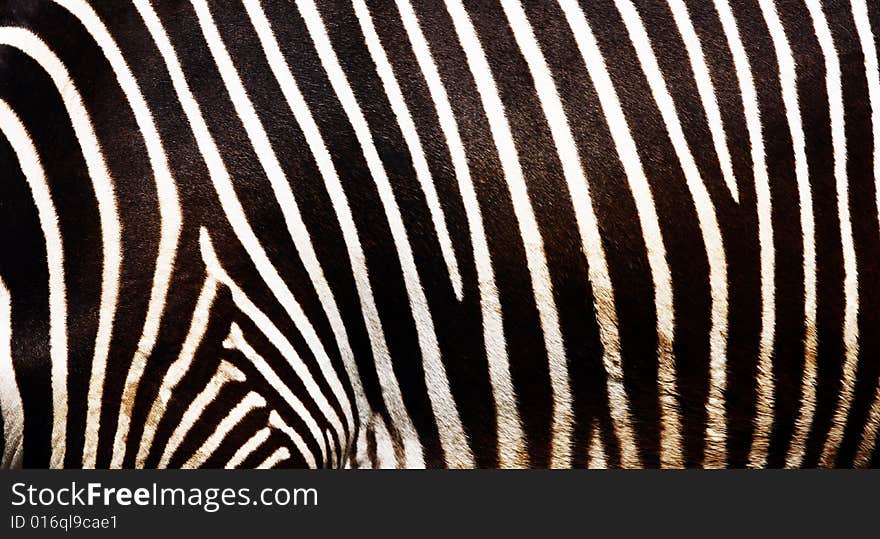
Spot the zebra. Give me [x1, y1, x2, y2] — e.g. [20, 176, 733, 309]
[0, 0, 879, 469]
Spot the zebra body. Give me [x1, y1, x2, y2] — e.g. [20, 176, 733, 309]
[0, 0, 879, 468]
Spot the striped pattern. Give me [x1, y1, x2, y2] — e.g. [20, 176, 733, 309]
[0, 0, 879, 468]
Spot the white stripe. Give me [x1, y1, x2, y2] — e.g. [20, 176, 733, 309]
[182, 392, 266, 469]
[352, 0, 462, 300]
[222, 321, 328, 465]
[611, 0, 730, 467]
[667, 0, 739, 201]
[256, 446, 291, 469]
[855, 383, 880, 467]
[0, 28, 125, 468]
[350, 424, 371, 469]
[586, 419, 607, 469]
[809, 0, 859, 468]
[852, 0, 880, 240]
[135, 275, 218, 467]
[226, 427, 271, 469]
[189, 0, 354, 435]
[749, 0, 818, 470]
[394, 0, 525, 467]
[241, 0, 421, 467]
[371, 413, 398, 469]
[710, 0, 776, 469]
[295, 0, 473, 467]
[269, 410, 318, 469]
[0, 276, 24, 468]
[558, 0, 681, 468]
[50, 0, 182, 469]
[852, 0, 880, 470]
[500, 0, 639, 469]
[443, 0, 571, 468]
[158, 360, 246, 468]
